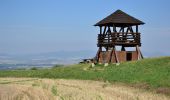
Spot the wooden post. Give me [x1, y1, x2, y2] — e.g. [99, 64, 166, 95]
[125, 26, 130, 38]
[136, 45, 140, 60]
[100, 26, 102, 34]
[109, 48, 114, 63]
[113, 25, 117, 32]
[96, 47, 102, 62]
[130, 26, 135, 39]
[106, 50, 111, 63]
[136, 45, 143, 60]
[108, 26, 111, 33]
[130, 26, 134, 33]
[106, 47, 108, 51]
[108, 26, 111, 44]
[122, 27, 124, 33]
[119, 27, 123, 33]
[103, 26, 107, 34]
[121, 46, 125, 51]
[126, 27, 130, 33]
[136, 25, 138, 33]
[114, 47, 119, 63]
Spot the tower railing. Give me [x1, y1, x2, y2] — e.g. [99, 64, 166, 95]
[97, 32, 141, 47]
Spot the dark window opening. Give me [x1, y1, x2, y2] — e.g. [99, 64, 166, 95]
[126, 52, 132, 61]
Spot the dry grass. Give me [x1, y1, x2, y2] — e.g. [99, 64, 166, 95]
[0, 78, 169, 100]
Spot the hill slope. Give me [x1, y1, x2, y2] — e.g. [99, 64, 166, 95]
[0, 57, 170, 95]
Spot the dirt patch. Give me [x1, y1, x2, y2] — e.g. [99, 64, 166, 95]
[0, 78, 170, 100]
[156, 87, 170, 95]
[131, 83, 150, 90]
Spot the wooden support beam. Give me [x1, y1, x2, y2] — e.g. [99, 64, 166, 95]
[126, 26, 133, 33]
[106, 47, 109, 51]
[136, 45, 143, 60]
[136, 25, 138, 33]
[100, 26, 102, 34]
[103, 26, 107, 34]
[139, 47, 144, 59]
[114, 47, 119, 63]
[113, 25, 117, 32]
[130, 26, 134, 33]
[121, 46, 125, 51]
[136, 45, 140, 60]
[96, 47, 102, 62]
[109, 48, 114, 63]
[126, 27, 130, 33]
[106, 26, 111, 35]
[125, 27, 131, 38]
[108, 26, 111, 33]
[119, 27, 124, 33]
[129, 26, 135, 39]
[106, 50, 111, 63]
[107, 26, 111, 43]
[122, 27, 124, 33]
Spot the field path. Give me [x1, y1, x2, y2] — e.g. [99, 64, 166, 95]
[0, 78, 169, 100]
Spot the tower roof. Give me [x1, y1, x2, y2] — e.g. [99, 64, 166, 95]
[95, 10, 145, 26]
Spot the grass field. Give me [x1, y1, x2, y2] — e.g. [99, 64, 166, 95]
[0, 57, 170, 95]
[1, 78, 170, 100]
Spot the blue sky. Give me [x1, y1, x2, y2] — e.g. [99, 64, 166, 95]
[0, 0, 170, 56]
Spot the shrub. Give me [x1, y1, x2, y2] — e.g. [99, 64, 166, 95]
[30, 67, 38, 70]
[52, 64, 64, 68]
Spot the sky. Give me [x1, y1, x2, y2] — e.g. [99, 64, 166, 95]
[0, 0, 170, 56]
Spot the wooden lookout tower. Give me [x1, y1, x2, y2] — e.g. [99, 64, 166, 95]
[94, 10, 145, 64]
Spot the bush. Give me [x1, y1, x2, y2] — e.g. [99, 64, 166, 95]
[30, 67, 38, 70]
[52, 64, 64, 68]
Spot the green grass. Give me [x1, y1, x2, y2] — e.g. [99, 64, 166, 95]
[0, 57, 170, 90]
[51, 85, 58, 96]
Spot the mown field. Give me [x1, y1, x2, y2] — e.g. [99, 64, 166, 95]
[0, 57, 170, 95]
[1, 78, 169, 100]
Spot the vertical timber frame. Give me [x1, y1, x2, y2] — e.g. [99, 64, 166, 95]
[136, 45, 143, 60]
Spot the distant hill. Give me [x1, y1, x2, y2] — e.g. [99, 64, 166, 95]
[0, 50, 96, 65]
[0, 50, 169, 70]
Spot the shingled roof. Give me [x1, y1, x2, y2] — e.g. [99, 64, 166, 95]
[95, 10, 145, 26]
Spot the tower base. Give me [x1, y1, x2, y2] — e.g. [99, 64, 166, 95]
[95, 46, 143, 64]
